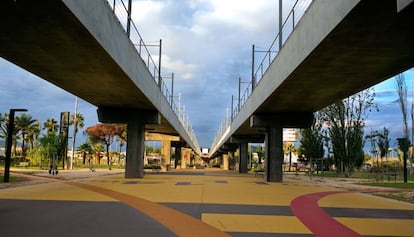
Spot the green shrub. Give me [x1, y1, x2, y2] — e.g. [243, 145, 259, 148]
[144, 164, 161, 169]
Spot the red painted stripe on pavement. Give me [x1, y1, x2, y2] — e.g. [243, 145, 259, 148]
[290, 191, 362, 237]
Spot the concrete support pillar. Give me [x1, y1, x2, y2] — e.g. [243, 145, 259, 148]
[125, 118, 145, 178]
[250, 112, 313, 182]
[175, 146, 181, 169]
[97, 107, 160, 179]
[228, 151, 234, 170]
[265, 125, 283, 182]
[161, 140, 171, 172]
[181, 147, 187, 169]
[239, 143, 248, 173]
[222, 153, 229, 170]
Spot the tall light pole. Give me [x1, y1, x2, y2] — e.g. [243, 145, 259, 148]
[3, 108, 27, 182]
[70, 96, 78, 170]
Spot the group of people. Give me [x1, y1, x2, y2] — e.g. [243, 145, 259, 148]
[49, 163, 58, 175]
[48, 161, 96, 174]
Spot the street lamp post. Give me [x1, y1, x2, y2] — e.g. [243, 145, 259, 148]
[3, 108, 27, 183]
[104, 135, 112, 170]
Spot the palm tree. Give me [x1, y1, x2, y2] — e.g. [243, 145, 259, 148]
[0, 113, 6, 140]
[69, 112, 84, 167]
[77, 143, 92, 164]
[27, 120, 41, 150]
[43, 118, 59, 135]
[90, 139, 104, 165]
[70, 113, 85, 134]
[1, 113, 21, 157]
[15, 113, 38, 157]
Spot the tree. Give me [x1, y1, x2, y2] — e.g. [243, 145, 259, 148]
[77, 143, 92, 165]
[396, 73, 409, 139]
[365, 129, 380, 167]
[43, 118, 59, 135]
[86, 123, 124, 169]
[115, 124, 127, 163]
[1, 113, 21, 157]
[26, 120, 41, 150]
[37, 133, 66, 167]
[69, 112, 84, 168]
[377, 127, 390, 166]
[365, 127, 390, 169]
[0, 113, 5, 140]
[90, 137, 104, 165]
[396, 73, 411, 181]
[15, 113, 38, 157]
[320, 88, 377, 176]
[255, 145, 264, 164]
[300, 112, 324, 172]
[396, 73, 412, 176]
[283, 142, 296, 172]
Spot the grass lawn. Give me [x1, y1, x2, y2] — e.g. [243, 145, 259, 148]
[0, 175, 19, 182]
[360, 182, 414, 189]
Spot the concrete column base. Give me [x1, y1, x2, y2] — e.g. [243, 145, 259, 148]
[161, 140, 171, 172]
[125, 119, 145, 178]
[223, 154, 229, 170]
[239, 143, 248, 173]
[97, 107, 160, 179]
[265, 126, 283, 182]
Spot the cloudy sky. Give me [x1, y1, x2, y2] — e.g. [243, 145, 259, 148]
[0, 0, 413, 150]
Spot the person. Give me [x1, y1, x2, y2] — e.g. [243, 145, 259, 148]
[89, 159, 95, 172]
[49, 162, 58, 175]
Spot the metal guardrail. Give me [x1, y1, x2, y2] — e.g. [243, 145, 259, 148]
[211, 0, 313, 152]
[106, 0, 199, 151]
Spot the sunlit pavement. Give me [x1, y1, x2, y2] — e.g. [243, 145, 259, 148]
[1, 168, 414, 237]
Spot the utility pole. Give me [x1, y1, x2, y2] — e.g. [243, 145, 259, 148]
[251, 44, 256, 91]
[70, 96, 78, 170]
[126, 0, 132, 38]
[238, 77, 241, 111]
[279, 0, 283, 49]
[171, 73, 174, 105]
[158, 39, 162, 89]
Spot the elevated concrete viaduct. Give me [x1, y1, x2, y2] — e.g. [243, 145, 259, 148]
[210, 0, 414, 182]
[0, 0, 200, 178]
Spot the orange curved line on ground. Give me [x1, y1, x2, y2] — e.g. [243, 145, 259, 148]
[69, 181, 231, 237]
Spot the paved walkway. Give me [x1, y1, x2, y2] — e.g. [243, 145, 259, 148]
[1, 168, 414, 237]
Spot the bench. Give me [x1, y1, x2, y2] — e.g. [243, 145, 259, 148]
[382, 172, 398, 182]
[254, 171, 265, 178]
[15, 162, 29, 168]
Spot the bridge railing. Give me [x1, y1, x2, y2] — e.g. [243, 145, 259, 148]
[254, 0, 312, 86]
[211, 0, 313, 151]
[107, 0, 160, 85]
[106, 0, 199, 151]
